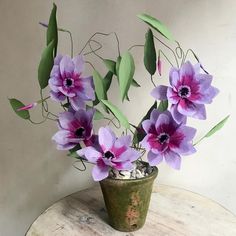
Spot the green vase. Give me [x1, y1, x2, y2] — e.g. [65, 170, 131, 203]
[99, 164, 158, 232]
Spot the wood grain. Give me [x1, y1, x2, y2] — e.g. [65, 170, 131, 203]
[26, 185, 236, 236]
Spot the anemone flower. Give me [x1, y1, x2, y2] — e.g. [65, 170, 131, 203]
[49, 54, 95, 110]
[52, 109, 94, 150]
[151, 61, 219, 123]
[141, 109, 196, 170]
[77, 127, 140, 181]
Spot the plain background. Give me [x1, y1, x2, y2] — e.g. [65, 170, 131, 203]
[0, 0, 235, 235]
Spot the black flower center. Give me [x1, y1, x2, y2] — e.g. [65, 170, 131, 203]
[178, 86, 191, 98]
[104, 151, 114, 159]
[158, 133, 170, 144]
[75, 127, 85, 137]
[65, 78, 73, 87]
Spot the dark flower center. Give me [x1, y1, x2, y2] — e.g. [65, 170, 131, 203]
[178, 86, 191, 98]
[75, 127, 85, 137]
[104, 151, 114, 159]
[65, 78, 73, 87]
[158, 133, 170, 144]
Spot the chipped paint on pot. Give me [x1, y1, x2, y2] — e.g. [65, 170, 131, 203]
[99, 163, 158, 232]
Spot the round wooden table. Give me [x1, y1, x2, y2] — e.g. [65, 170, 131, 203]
[26, 185, 236, 236]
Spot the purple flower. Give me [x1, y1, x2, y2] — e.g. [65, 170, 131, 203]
[49, 54, 95, 110]
[151, 61, 219, 123]
[52, 109, 94, 150]
[77, 127, 140, 181]
[141, 109, 196, 170]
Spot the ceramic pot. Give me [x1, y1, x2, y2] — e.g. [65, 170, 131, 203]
[99, 164, 158, 232]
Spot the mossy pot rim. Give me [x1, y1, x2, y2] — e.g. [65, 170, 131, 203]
[100, 165, 158, 184]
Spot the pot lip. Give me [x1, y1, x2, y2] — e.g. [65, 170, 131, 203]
[100, 166, 158, 183]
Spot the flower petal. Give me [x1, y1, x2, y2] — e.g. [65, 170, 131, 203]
[77, 147, 101, 163]
[180, 61, 194, 79]
[167, 87, 179, 104]
[147, 151, 163, 166]
[169, 67, 180, 87]
[170, 104, 187, 124]
[92, 164, 109, 181]
[72, 55, 85, 75]
[98, 127, 116, 152]
[164, 150, 181, 170]
[52, 130, 73, 145]
[60, 55, 74, 76]
[114, 148, 140, 162]
[69, 96, 86, 110]
[151, 85, 168, 100]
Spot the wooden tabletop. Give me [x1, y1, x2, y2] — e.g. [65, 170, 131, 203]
[26, 184, 236, 236]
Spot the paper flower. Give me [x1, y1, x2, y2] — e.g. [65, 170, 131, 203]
[49, 54, 95, 110]
[141, 109, 196, 169]
[77, 127, 140, 181]
[151, 61, 219, 123]
[52, 109, 94, 150]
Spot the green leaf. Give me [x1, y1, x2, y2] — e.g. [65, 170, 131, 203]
[94, 108, 105, 120]
[205, 115, 230, 137]
[93, 94, 100, 106]
[119, 52, 135, 101]
[103, 59, 116, 74]
[158, 100, 168, 112]
[131, 79, 141, 87]
[144, 29, 156, 75]
[47, 3, 58, 56]
[38, 40, 55, 89]
[194, 115, 230, 145]
[115, 56, 121, 77]
[9, 98, 30, 120]
[101, 100, 130, 129]
[133, 101, 157, 144]
[137, 13, 173, 41]
[103, 71, 113, 92]
[92, 70, 108, 112]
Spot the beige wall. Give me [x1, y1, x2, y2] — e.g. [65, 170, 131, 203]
[0, 0, 235, 235]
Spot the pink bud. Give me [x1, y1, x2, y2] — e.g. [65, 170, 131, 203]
[157, 56, 162, 76]
[17, 102, 37, 111]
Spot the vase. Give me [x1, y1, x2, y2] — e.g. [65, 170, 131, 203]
[99, 163, 158, 232]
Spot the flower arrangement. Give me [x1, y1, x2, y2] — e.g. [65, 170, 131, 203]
[9, 4, 229, 182]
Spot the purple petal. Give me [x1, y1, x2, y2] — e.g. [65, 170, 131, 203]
[172, 142, 196, 155]
[169, 67, 180, 87]
[98, 127, 116, 152]
[180, 61, 194, 78]
[164, 150, 181, 170]
[56, 143, 76, 150]
[142, 120, 154, 133]
[114, 148, 140, 162]
[58, 112, 75, 130]
[151, 85, 168, 100]
[50, 91, 66, 102]
[72, 55, 85, 75]
[147, 151, 163, 166]
[193, 63, 201, 74]
[192, 104, 206, 120]
[69, 96, 86, 110]
[114, 161, 134, 171]
[54, 54, 63, 65]
[150, 109, 161, 123]
[167, 87, 179, 104]
[78, 76, 95, 101]
[177, 99, 197, 117]
[52, 130, 72, 145]
[155, 113, 170, 130]
[77, 147, 101, 163]
[177, 126, 197, 142]
[92, 164, 109, 181]
[140, 134, 151, 150]
[60, 55, 74, 76]
[114, 135, 131, 148]
[170, 104, 187, 124]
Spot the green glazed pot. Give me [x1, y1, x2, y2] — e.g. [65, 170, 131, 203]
[99, 164, 158, 232]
